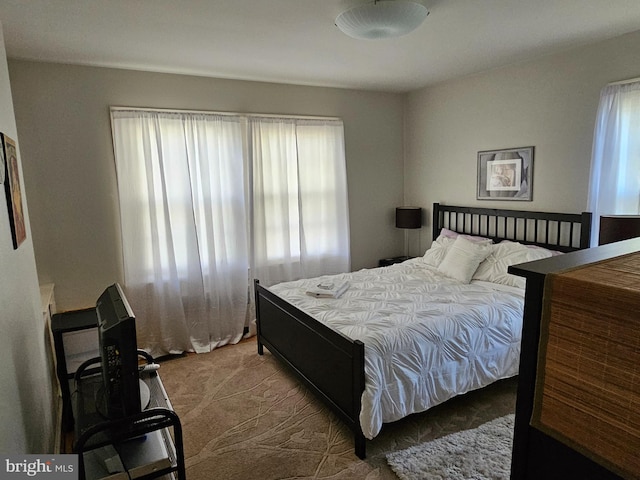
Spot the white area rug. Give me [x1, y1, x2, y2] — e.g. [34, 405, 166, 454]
[386, 414, 515, 480]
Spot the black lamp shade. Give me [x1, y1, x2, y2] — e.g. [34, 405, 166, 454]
[599, 215, 640, 245]
[396, 207, 422, 229]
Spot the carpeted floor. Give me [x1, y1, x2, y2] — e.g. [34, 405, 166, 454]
[158, 337, 517, 480]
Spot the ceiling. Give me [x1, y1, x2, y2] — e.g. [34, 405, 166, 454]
[1, 0, 640, 93]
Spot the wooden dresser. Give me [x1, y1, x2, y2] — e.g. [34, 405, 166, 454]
[509, 238, 640, 480]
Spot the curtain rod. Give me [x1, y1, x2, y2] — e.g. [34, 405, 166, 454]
[607, 76, 640, 86]
[110, 106, 341, 122]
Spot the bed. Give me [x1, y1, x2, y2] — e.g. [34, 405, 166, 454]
[254, 203, 592, 458]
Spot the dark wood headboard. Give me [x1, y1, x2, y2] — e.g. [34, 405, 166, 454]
[432, 203, 592, 252]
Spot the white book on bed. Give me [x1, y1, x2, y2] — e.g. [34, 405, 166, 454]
[306, 281, 349, 299]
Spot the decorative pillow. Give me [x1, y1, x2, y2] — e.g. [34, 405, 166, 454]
[422, 235, 455, 267]
[473, 241, 554, 288]
[424, 230, 492, 268]
[437, 236, 492, 283]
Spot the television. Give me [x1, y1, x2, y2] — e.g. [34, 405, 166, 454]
[96, 283, 142, 419]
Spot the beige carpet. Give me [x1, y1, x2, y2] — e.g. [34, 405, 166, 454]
[158, 338, 517, 480]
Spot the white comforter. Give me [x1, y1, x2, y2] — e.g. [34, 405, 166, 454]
[268, 257, 524, 439]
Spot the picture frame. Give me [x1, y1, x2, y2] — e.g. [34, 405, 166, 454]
[2, 133, 27, 249]
[477, 146, 534, 201]
[0, 133, 7, 185]
[0, 134, 4, 185]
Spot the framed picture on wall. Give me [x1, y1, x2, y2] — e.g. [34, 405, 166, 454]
[0, 133, 4, 185]
[477, 146, 534, 201]
[2, 133, 27, 249]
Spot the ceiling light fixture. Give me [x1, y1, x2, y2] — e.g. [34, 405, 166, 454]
[335, 0, 429, 40]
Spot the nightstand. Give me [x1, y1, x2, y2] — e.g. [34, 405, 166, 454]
[378, 255, 413, 267]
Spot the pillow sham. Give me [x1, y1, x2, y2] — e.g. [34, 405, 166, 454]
[437, 236, 492, 283]
[473, 240, 553, 288]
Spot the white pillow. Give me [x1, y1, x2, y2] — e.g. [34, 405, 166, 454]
[422, 235, 455, 267]
[437, 236, 492, 283]
[509, 241, 564, 257]
[423, 231, 492, 268]
[473, 241, 553, 288]
[439, 228, 493, 244]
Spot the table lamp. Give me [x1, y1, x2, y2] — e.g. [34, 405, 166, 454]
[396, 206, 422, 257]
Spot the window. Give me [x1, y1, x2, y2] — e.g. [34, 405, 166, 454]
[111, 111, 247, 283]
[249, 118, 350, 284]
[110, 108, 350, 355]
[588, 80, 640, 245]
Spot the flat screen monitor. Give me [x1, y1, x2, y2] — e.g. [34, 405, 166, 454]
[96, 283, 141, 419]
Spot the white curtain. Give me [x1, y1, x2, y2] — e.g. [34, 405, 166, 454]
[111, 110, 349, 356]
[250, 118, 350, 286]
[111, 110, 249, 357]
[588, 80, 640, 245]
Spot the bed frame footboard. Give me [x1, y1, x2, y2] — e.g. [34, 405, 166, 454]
[254, 279, 367, 458]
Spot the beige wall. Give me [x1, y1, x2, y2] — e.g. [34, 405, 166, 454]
[8, 62, 405, 311]
[0, 22, 55, 454]
[405, 29, 640, 254]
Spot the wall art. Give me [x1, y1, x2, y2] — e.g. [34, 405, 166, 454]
[3, 133, 26, 248]
[477, 146, 534, 201]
